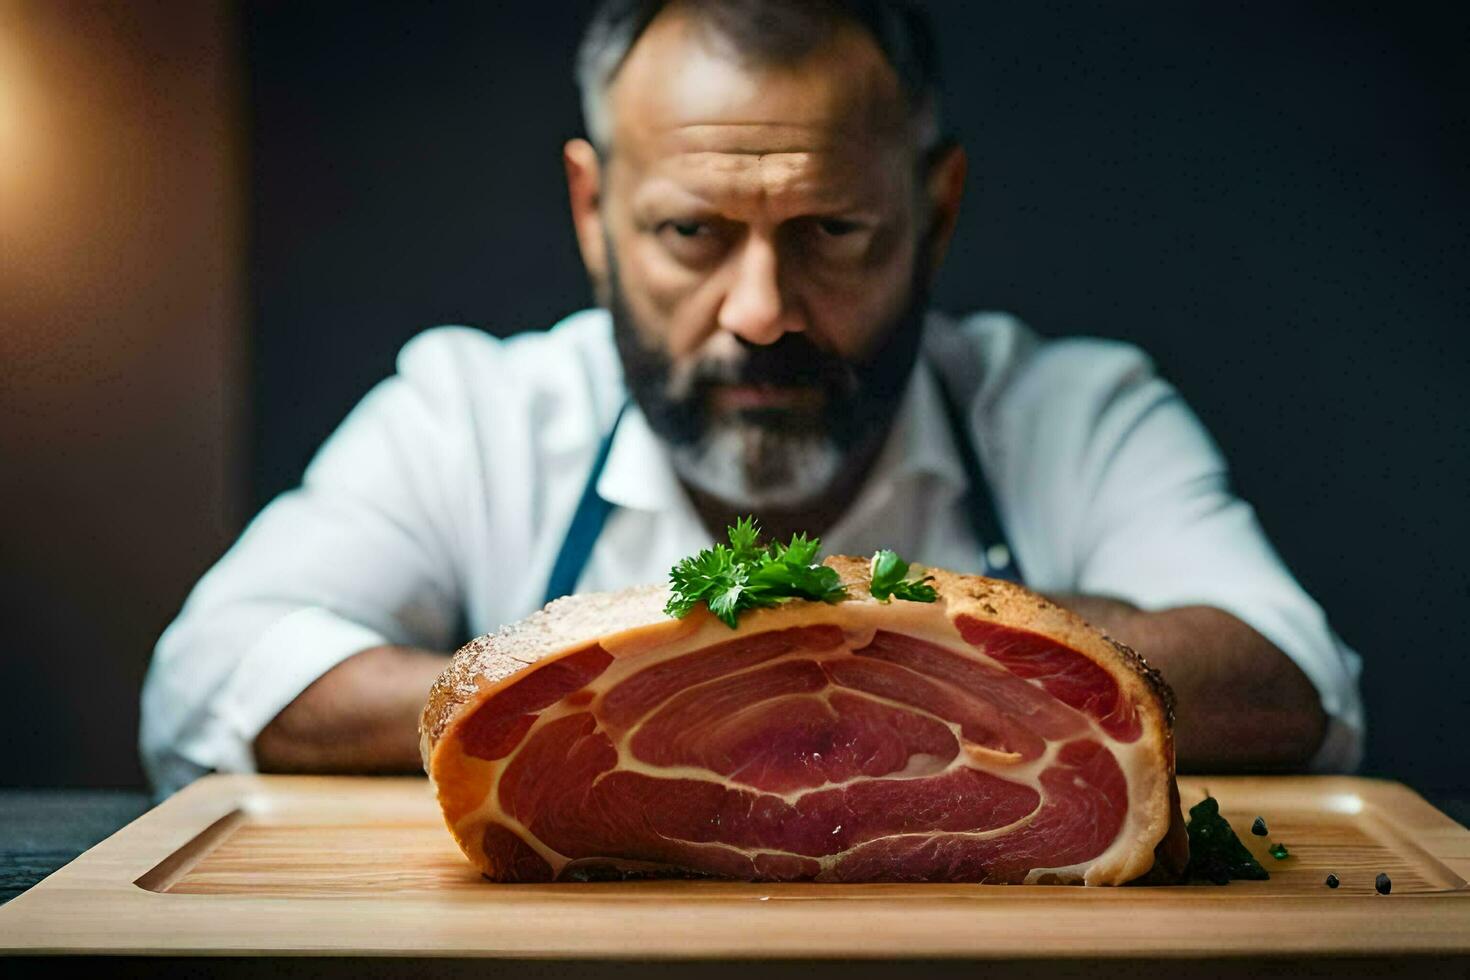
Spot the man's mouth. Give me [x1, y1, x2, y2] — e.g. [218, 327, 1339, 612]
[708, 384, 825, 413]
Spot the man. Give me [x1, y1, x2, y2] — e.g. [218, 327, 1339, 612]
[141, 0, 1363, 798]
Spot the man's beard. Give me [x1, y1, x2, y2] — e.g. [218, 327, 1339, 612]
[608, 249, 929, 511]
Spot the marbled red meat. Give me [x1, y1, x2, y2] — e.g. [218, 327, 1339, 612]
[422, 557, 1188, 885]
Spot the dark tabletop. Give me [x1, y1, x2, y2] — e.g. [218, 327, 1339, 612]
[0, 790, 149, 906]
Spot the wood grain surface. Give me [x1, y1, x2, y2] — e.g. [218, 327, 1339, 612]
[0, 773, 1466, 960]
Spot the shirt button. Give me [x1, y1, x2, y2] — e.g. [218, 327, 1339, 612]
[985, 543, 1011, 571]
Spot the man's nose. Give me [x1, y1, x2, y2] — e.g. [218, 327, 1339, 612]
[716, 236, 804, 345]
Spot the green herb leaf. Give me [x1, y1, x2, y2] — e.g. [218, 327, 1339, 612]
[1184, 796, 1270, 884]
[665, 518, 848, 628]
[868, 549, 938, 603]
[726, 515, 762, 560]
[1269, 842, 1290, 860]
[770, 532, 820, 568]
[890, 579, 938, 602]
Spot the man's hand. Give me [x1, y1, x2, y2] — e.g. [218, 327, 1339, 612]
[253, 645, 447, 774]
[1042, 593, 1329, 772]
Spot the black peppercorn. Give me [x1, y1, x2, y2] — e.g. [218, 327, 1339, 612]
[1325, 873, 1340, 888]
[1251, 816, 1268, 836]
[1375, 872, 1392, 895]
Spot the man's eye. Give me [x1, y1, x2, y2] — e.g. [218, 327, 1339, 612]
[657, 219, 725, 265]
[817, 218, 860, 237]
[799, 217, 870, 265]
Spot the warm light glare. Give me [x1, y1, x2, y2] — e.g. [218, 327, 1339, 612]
[0, 6, 54, 246]
[0, 11, 38, 205]
[0, 61, 14, 158]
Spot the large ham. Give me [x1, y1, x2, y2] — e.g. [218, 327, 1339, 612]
[421, 556, 1188, 885]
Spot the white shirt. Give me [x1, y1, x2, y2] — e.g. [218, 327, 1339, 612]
[139, 308, 1365, 797]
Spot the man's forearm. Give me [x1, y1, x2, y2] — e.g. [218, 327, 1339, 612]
[253, 645, 447, 774]
[1041, 593, 1328, 772]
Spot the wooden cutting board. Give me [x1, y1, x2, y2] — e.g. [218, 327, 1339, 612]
[0, 773, 1466, 961]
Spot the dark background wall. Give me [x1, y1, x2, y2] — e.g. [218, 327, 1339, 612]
[4, 1, 1465, 797]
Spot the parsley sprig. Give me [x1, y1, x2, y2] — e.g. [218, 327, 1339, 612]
[665, 517, 846, 628]
[1184, 796, 1269, 884]
[665, 517, 938, 628]
[868, 549, 937, 603]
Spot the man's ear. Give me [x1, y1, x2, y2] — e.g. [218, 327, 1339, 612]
[564, 138, 609, 298]
[921, 141, 967, 284]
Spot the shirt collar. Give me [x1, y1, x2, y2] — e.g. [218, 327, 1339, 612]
[595, 355, 970, 516]
[595, 401, 686, 512]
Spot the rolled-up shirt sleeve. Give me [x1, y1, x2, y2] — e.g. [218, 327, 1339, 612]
[140, 331, 472, 798]
[1039, 341, 1364, 773]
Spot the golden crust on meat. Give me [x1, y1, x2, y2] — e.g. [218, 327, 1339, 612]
[420, 584, 671, 755]
[828, 555, 1177, 728]
[421, 556, 1176, 766]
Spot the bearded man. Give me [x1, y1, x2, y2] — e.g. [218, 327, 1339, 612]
[141, 0, 1363, 798]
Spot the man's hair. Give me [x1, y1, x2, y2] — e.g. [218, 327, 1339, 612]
[575, 0, 942, 154]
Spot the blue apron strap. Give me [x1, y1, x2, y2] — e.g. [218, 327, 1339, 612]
[542, 399, 631, 606]
[927, 360, 1026, 585]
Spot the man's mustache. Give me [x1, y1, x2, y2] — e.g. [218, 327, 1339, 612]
[669, 334, 860, 399]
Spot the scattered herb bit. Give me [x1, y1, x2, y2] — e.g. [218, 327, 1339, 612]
[868, 550, 938, 603]
[1325, 873, 1340, 889]
[1375, 872, 1392, 895]
[665, 517, 847, 628]
[1250, 816, 1268, 836]
[1184, 796, 1270, 884]
[1269, 842, 1290, 860]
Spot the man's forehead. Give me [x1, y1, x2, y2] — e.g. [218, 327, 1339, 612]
[605, 8, 910, 167]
